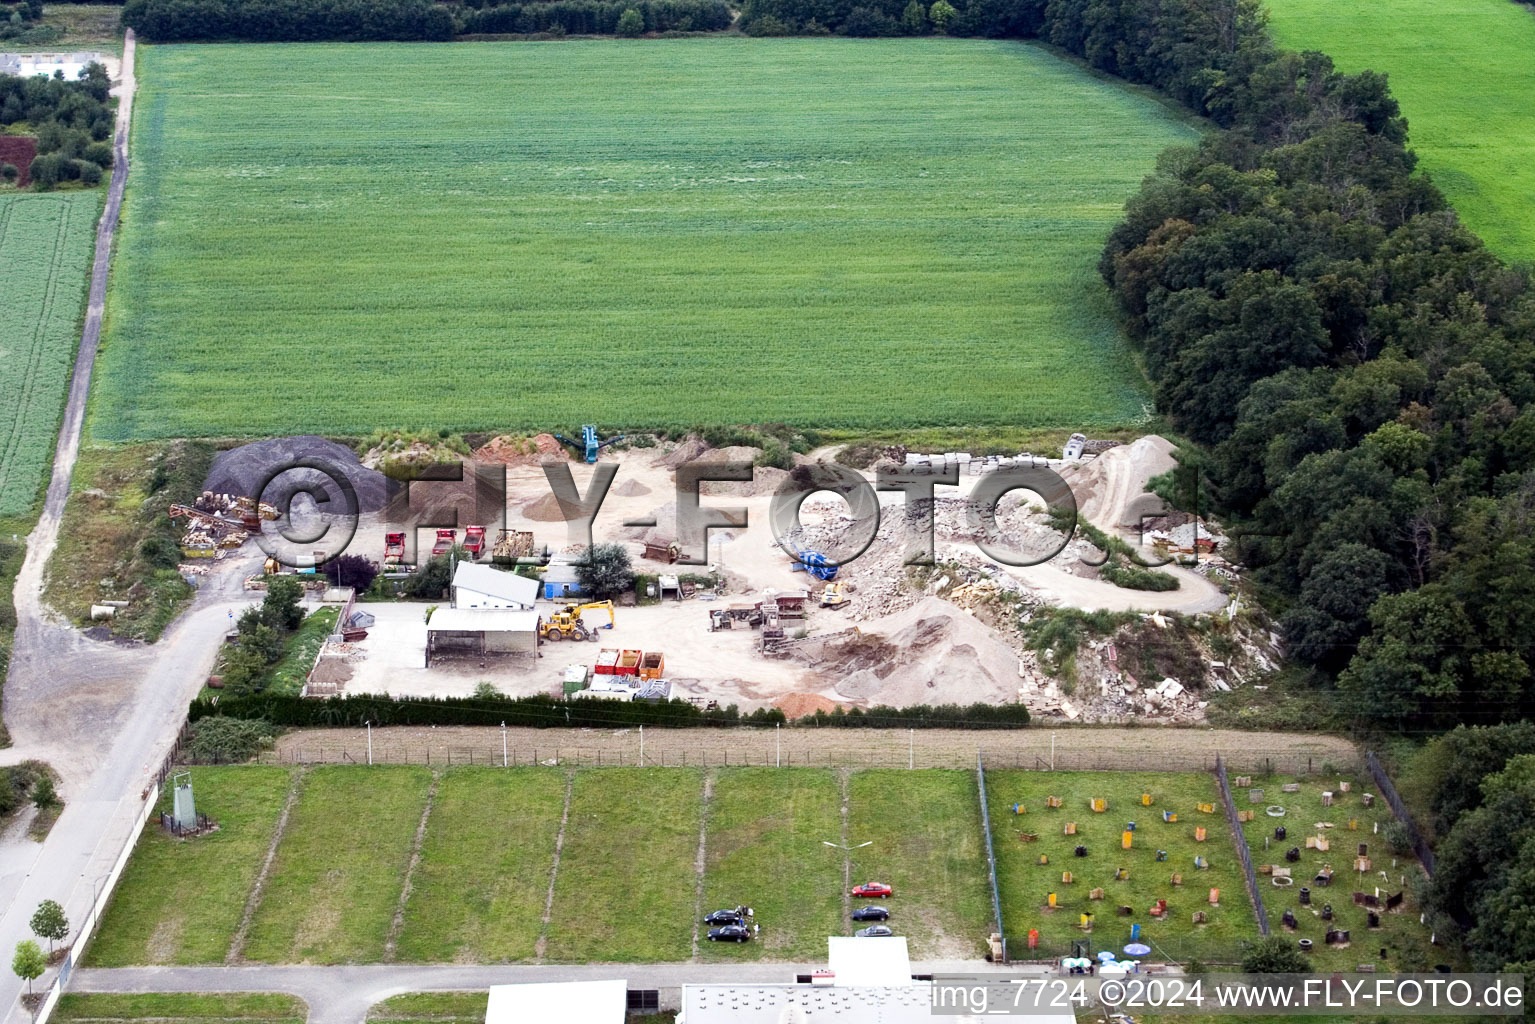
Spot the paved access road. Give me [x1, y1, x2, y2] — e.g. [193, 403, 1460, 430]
[70, 961, 1028, 1024]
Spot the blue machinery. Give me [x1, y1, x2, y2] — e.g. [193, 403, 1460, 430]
[554, 425, 626, 464]
[788, 544, 837, 581]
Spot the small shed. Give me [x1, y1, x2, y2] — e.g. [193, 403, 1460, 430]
[452, 561, 537, 610]
[541, 562, 582, 600]
[426, 607, 537, 665]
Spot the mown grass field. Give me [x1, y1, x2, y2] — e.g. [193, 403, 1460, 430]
[394, 768, 566, 963]
[1266, 0, 1535, 264]
[0, 192, 100, 517]
[244, 766, 433, 963]
[54, 994, 306, 1024]
[89, 767, 293, 966]
[91, 38, 1203, 439]
[848, 769, 992, 958]
[1238, 774, 1441, 972]
[699, 768, 843, 961]
[91, 766, 1002, 965]
[542, 768, 704, 962]
[987, 770, 1252, 962]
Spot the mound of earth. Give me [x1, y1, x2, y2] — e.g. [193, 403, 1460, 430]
[205, 436, 395, 513]
[1059, 434, 1177, 531]
[790, 596, 1022, 706]
[656, 437, 710, 468]
[610, 478, 652, 497]
[773, 693, 847, 718]
[523, 492, 576, 522]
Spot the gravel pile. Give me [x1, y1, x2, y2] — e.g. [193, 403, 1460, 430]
[204, 436, 396, 513]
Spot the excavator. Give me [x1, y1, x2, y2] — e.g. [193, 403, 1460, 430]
[538, 600, 616, 642]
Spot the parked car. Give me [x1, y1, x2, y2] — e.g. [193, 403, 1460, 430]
[704, 906, 753, 926]
[851, 906, 890, 922]
[707, 924, 754, 943]
[855, 925, 895, 938]
[850, 882, 894, 898]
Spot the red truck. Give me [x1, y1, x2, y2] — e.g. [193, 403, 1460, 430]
[463, 525, 486, 559]
[384, 532, 406, 565]
[432, 529, 456, 557]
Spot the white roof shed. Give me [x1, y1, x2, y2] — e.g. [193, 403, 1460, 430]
[452, 561, 537, 609]
[486, 980, 626, 1024]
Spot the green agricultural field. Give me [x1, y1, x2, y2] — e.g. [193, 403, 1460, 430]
[1266, 0, 1535, 264]
[1237, 774, 1441, 972]
[395, 767, 566, 962]
[244, 765, 433, 963]
[543, 768, 704, 962]
[0, 192, 100, 517]
[700, 768, 843, 961]
[89, 767, 293, 966]
[91, 38, 1203, 439]
[986, 771, 1253, 962]
[848, 769, 992, 958]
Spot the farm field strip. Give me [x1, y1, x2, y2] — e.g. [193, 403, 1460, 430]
[393, 768, 567, 963]
[243, 766, 433, 964]
[88, 767, 293, 967]
[1266, 0, 1535, 264]
[986, 770, 1252, 961]
[0, 192, 100, 517]
[91, 38, 1202, 437]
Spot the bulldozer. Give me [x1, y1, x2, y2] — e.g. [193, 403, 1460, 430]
[538, 600, 616, 642]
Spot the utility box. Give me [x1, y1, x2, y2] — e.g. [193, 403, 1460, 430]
[171, 772, 197, 830]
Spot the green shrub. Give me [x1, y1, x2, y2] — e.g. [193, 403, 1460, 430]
[746, 14, 790, 34]
[615, 7, 643, 34]
[186, 717, 277, 763]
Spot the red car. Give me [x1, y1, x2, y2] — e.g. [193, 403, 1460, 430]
[851, 882, 893, 898]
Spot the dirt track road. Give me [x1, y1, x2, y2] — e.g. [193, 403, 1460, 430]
[270, 725, 1361, 775]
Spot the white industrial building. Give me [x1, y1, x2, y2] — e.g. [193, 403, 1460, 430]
[451, 561, 537, 609]
[486, 980, 626, 1024]
[0, 51, 104, 79]
[424, 607, 537, 664]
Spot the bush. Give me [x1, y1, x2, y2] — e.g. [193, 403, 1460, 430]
[323, 554, 379, 594]
[745, 12, 790, 34]
[841, 5, 897, 35]
[576, 542, 634, 599]
[1383, 820, 1413, 856]
[927, 0, 953, 31]
[137, 532, 181, 570]
[122, 0, 455, 41]
[899, 0, 926, 34]
[1241, 935, 1309, 974]
[185, 717, 277, 763]
[0, 163, 16, 183]
[615, 6, 643, 34]
[82, 141, 112, 169]
[72, 158, 101, 185]
[29, 774, 56, 810]
[262, 576, 304, 631]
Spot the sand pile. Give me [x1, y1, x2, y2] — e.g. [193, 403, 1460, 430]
[523, 492, 576, 522]
[1059, 434, 1177, 530]
[611, 478, 652, 497]
[205, 436, 396, 513]
[657, 437, 710, 468]
[788, 596, 1022, 706]
[773, 693, 847, 718]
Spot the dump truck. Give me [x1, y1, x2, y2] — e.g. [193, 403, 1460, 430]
[432, 529, 456, 557]
[384, 532, 406, 565]
[463, 525, 487, 559]
[639, 651, 665, 680]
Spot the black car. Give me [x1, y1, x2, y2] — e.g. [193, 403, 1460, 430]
[851, 906, 890, 922]
[707, 924, 754, 942]
[855, 925, 894, 938]
[704, 906, 754, 926]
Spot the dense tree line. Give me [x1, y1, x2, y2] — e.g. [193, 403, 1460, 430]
[457, 0, 730, 35]
[0, 63, 114, 189]
[1077, 0, 1534, 734]
[121, 0, 454, 42]
[1403, 725, 1535, 971]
